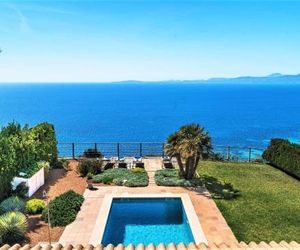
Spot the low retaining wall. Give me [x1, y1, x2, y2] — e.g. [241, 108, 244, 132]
[12, 167, 45, 197]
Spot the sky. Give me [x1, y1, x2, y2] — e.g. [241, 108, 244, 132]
[0, 0, 300, 82]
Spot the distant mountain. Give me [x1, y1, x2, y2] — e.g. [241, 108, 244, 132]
[161, 73, 300, 85]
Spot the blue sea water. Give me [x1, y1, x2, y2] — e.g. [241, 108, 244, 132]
[0, 83, 300, 150]
[101, 198, 195, 246]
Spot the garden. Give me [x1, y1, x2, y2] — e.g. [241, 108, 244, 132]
[0, 122, 86, 245]
[155, 124, 300, 242]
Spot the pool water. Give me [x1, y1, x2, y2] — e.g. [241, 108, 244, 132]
[101, 198, 195, 246]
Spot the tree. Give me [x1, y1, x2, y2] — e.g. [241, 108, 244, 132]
[165, 124, 212, 179]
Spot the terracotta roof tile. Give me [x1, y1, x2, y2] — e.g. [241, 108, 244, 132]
[1, 242, 300, 250]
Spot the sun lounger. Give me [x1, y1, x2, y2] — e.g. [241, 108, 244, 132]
[135, 162, 145, 168]
[164, 162, 174, 169]
[118, 162, 128, 168]
[103, 162, 115, 170]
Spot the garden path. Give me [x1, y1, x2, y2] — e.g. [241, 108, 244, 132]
[143, 157, 163, 186]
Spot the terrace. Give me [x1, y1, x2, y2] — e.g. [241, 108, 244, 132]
[1, 123, 299, 249]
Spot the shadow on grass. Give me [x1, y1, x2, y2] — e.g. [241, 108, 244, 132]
[200, 175, 240, 200]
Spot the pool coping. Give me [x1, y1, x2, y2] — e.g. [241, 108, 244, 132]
[89, 193, 208, 246]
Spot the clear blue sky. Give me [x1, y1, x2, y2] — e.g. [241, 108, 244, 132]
[0, 0, 300, 82]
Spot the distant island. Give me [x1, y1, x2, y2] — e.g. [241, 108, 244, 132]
[115, 73, 300, 85]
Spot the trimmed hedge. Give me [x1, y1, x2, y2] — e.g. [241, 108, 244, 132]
[262, 138, 300, 179]
[42, 190, 84, 227]
[92, 168, 148, 187]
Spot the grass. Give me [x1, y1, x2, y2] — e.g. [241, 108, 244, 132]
[92, 168, 148, 187]
[198, 161, 300, 242]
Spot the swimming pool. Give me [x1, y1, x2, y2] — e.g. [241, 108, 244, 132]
[101, 197, 195, 246]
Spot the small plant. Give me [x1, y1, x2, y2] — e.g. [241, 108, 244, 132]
[42, 190, 84, 227]
[11, 182, 28, 198]
[86, 172, 94, 180]
[53, 158, 70, 170]
[0, 211, 28, 245]
[82, 148, 103, 158]
[26, 199, 46, 214]
[0, 196, 25, 214]
[131, 167, 146, 173]
[77, 158, 102, 177]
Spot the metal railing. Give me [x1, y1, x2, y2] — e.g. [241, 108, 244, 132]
[57, 142, 265, 162]
[58, 142, 165, 159]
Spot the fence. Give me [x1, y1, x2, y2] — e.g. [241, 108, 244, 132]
[57, 142, 265, 162]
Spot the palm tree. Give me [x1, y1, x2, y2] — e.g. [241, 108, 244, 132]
[165, 124, 212, 179]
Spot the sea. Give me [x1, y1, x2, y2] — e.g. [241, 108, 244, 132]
[0, 83, 299, 158]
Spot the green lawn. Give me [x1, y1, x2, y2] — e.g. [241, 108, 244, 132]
[198, 161, 300, 243]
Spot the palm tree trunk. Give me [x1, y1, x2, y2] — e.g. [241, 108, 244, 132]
[175, 155, 185, 177]
[186, 157, 194, 179]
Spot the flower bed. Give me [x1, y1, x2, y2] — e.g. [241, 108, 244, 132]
[92, 168, 149, 187]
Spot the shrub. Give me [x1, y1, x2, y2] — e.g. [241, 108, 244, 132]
[31, 122, 58, 166]
[131, 167, 146, 173]
[86, 172, 94, 180]
[18, 161, 48, 178]
[92, 168, 148, 187]
[155, 169, 202, 187]
[0, 122, 58, 201]
[262, 138, 300, 179]
[82, 148, 103, 158]
[0, 212, 28, 245]
[0, 135, 17, 201]
[77, 158, 102, 177]
[42, 190, 84, 227]
[0, 197, 25, 214]
[26, 199, 46, 214]
[53, 158, 70, 170]
[11, 182, 28, 199]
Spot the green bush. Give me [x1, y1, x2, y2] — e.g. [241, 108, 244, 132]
[42, 190, 84, 227]
[18, 161, 48, 178]
[26, 199, 46, 215]
[82, 148, 103, 158]
[0, 212, 28, 245]
[77, 158, 102, 177]
[53, 158, 70, 170]
[0, 122, 58, 201]
[0, 197, 25, 214]
[0, 135, 17, 201]
[93, 168, 148, 187]
[131, 167, 146, 173]
[31, 122, 58, 166]
[155, 169, 203, 187]
[262, 138, 300, 179]
[11, 183, 28, 199]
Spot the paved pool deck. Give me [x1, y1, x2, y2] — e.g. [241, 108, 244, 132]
[59, 157, 237, 246]
[59, 185, 237, 246]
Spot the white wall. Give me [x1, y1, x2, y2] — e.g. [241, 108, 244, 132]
[12, 167, 45, 197]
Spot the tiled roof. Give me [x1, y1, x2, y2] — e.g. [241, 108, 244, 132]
[1, 242, 300, 250]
